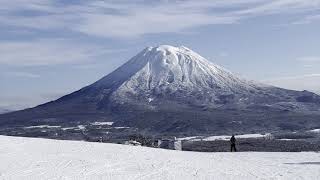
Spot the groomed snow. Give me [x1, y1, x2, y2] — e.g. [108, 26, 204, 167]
[0, 136, 319, 180]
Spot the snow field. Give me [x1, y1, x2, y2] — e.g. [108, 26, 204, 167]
[0, 135, 319, 180]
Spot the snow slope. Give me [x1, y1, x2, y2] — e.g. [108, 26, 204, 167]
[0, 136, 319, 180]
[87, 45, 320, 110]
[112, 45, 258, 93]
[96, 45, 264, 106]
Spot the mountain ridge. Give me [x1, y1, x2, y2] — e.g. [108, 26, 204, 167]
[1, 45, 320, 138]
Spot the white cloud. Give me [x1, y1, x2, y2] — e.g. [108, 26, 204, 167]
[0, 96, 41, 110]
[235, 0, 320, 16]
[303, 64, 314, 68]
[263, 74, 320, 93]
[297, 56, 320, 62]
[1, 0, 320, 38]
[297, 56, 320, 69]
[0, 92, 67, 110]
[3, 72, 40, 78]
[0, 39, 118, 66]
[75, 12, 238, 38]
[292, 14, 320, 24]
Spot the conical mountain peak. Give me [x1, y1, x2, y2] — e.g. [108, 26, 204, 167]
[89, 45, 265, 107]
[2, 45, 320, 139]
[140, 45, 207, 64]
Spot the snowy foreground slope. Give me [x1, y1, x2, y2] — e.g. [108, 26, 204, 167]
[0, 136, 319, 180]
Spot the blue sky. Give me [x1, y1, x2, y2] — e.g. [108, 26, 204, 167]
[1, 0, 320, 110]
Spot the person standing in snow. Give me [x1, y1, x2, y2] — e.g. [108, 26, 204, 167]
[230, 135, 237, 152]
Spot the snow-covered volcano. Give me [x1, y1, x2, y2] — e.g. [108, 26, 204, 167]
[84, 45, 318, 110]
[98, 45, 257, 92]
[1, 45, 320, 137]
[85, 45, 261, 108]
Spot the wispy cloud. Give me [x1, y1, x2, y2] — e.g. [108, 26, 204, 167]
[0, 39, 119, 66]
[263, 74, 320, 93]
[0, 91, 68, 110]
[235, 0, 320, 16]
[3, 71, 40, 78]
[292, 14, 320, 24]
[297, 56, 320, 62]
[1, 0, 320, 38]
[264, 74, 320, 81]
[0, 96, 40, 110]
[297, 56, 320, 69]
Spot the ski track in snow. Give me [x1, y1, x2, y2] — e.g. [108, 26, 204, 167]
[0, 135, 319, 180]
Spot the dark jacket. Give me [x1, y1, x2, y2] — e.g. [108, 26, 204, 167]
[230, 136, 236, 145]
